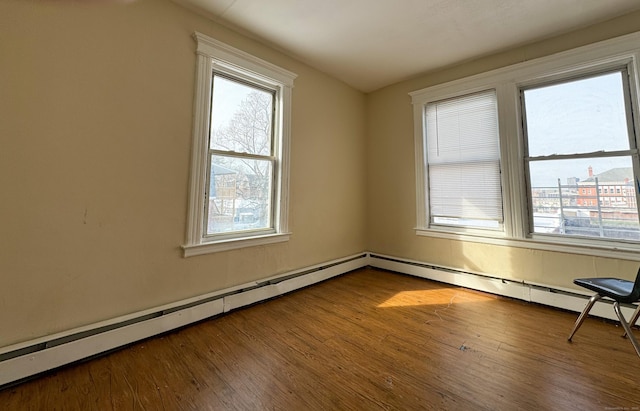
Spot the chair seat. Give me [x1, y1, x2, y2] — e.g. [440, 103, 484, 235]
[569, 269, 640, 358]
[574, 277, 637, 304]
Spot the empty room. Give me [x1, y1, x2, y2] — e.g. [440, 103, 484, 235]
[3, 0, 640, 409]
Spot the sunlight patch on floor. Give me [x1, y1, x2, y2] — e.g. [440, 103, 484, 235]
[377, 288, 495, 308]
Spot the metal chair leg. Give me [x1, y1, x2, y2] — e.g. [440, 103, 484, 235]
[568, 294, 601, 341]
[631, 303, 640, 327]
[613, 302, 640, 358]
[622, 303, 640, 338]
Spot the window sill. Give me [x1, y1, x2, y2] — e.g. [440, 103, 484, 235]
[182, 232, 291, 257]
[415, 228, 640, 262]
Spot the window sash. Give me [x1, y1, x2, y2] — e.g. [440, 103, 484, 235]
[210, 73, 276, 156]
[205, 152, 276, 237]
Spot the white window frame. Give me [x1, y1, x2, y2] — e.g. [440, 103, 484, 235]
[410, 31, 640, 261]
[183, 32, 296, 257]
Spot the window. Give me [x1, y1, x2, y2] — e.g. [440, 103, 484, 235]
[208, 75, 275, 236]
[411, 32, 640, 258]
[183, 32, 296, 257]
[522, 70, 640, 241]
[424, 90, 503, 230]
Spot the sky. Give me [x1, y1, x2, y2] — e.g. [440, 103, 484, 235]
[522, 70, 633, 187]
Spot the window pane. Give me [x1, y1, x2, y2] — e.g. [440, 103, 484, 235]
[523, 72, 630, 156]
[529, 157, 639, 239]
[210, 75, 273, 155]
[207, 155, 273, 235]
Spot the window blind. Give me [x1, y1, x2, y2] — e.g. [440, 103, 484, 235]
[425, 90, 503, 226]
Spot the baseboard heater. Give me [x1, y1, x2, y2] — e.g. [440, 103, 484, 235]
[0, 253, 369, 388]
[368, 252, 638, 324]
[2, 251, 634, 389]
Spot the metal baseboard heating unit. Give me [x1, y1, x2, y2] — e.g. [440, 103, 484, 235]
[2, 251, 633, 389]
[368, 252, 638, 325]
[0, 253, 369, 388]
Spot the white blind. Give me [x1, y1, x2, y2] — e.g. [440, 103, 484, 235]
[425, 90, 503, 224]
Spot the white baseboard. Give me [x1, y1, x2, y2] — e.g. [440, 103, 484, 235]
[1, 251, 634, 388]
[0, 253, 369, 387]
[223, 254, 367, 311]
[368, 252, 638, 323]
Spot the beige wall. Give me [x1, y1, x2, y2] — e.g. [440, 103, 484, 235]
[366, 11, 640, 290]
[4, 0, 640, 350]
[0, 0, 367, 347]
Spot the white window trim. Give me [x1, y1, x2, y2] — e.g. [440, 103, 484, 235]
[410, 31, 640, 261]
[182, 32, 296, 257]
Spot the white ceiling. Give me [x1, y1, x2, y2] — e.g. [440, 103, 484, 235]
[173, 0, 640, 92]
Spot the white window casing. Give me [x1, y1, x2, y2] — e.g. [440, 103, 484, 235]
[183, 32, 297, 257]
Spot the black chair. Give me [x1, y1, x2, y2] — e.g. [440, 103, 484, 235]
[568, 268, 640, 357]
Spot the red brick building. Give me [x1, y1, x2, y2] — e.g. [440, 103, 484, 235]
[576, 166, 637, 217]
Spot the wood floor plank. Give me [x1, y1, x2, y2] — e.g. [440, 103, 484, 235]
[2, 267, 640, 410]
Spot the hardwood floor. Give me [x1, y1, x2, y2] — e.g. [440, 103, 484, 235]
[2, 267, 639, 410]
